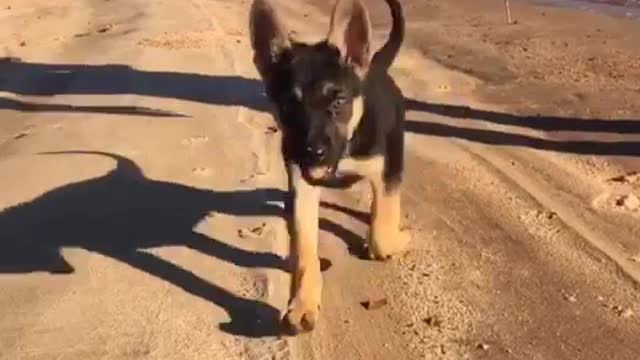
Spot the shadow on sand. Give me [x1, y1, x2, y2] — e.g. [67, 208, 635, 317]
[1, 59, 639, 337]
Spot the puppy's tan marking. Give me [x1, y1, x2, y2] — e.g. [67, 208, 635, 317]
[336, 154, 407, 259]
[336, 153, 384, 177]
[368, 178, 407, 260]
[284, 165, 322, 332]
[327, 0, 372, 73]
[346, 95, 365, 139]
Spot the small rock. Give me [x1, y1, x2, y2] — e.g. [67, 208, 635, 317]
[615, 194, 640, 211]
[19, 41, 26, 47]
[97, 24, 114, 33]
[238, 222, 267, 238]
[620, 308, 634, 318]
[13, 132, 29, 140]
[477, 342, 490, 351]
[360, 297, 388, 310]
[423, 315, 442, 328]
[563, 292, 578, 303]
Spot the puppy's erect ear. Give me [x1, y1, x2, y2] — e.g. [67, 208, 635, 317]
[327, 0, 372, 71]
[249, 0, 290, 80]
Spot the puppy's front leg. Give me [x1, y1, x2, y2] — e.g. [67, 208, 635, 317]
[368, 178, 408, 260]
[284, 164, 322, 333]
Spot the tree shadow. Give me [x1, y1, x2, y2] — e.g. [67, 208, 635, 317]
[0, 151, 287, 337]
[405, 98, 640, 157]
[0, 96, 188, 117]
[0, 59, 269, 114]
[2, 59, 639, 157]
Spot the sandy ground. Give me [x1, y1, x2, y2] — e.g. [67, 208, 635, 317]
[1, 0, 639, 359]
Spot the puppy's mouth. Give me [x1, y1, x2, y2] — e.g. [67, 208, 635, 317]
[303, 164, 338, 181]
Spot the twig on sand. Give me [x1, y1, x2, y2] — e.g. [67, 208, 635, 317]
[504, 0, 514, 24]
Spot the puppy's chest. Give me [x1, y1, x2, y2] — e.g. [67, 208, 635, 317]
[334, 154, 384, 179]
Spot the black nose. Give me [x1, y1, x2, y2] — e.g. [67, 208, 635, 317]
[305, 145, 326, 160]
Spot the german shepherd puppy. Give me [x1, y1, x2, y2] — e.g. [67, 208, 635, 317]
[249, 0, 407, 333]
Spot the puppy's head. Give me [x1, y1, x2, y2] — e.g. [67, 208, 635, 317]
[250, 0, 371, 180]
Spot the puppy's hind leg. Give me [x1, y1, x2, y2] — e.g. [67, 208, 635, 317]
[283, 164, 322, 333]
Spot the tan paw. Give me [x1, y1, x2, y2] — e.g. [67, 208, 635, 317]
[368, 229, 410, 261]
[282, 296, 321, 334]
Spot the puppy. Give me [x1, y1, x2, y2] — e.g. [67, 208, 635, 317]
[249, 0, 407, 333]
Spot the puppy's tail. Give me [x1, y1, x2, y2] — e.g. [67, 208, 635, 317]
[371, 0, 405, 71]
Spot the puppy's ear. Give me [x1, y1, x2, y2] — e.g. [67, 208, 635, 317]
[249, 0, 290, 80]
[327, 0, 372, 72]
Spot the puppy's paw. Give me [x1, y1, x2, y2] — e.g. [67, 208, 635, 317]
[282, 296, 321, 334]
[368, 228, 410, 261]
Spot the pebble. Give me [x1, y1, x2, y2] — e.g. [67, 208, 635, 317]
[620, 308, 634, 318]
[361, 297, 388, 310]
[563, 292, 578, 303]
[616, 194, 640, 211]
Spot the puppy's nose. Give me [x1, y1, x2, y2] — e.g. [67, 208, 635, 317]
[306, 145, 326, 160]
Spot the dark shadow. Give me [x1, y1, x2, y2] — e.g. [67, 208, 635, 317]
[319, 218, 368, 259]
[0, 151, 287, 337]
[0, 59, 269, 116]
[405, 98, 640, 156]
[321, 201, 370, 224]
[2, 59, 639, 157]
[405, 119, 640, 157]
[0, 97, 188, 117]
[406, 98, 640, 135]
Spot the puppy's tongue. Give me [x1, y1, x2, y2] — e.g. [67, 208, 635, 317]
[306, 165, 332, 180]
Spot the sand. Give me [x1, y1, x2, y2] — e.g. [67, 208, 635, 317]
[1, 0, 639, 359]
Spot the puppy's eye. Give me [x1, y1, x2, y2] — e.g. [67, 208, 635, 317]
[292, 86, 303, 100]
[334, 93, 347, 105]
[328, 92, 347, 117]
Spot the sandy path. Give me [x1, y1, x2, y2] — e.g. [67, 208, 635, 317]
[1, 0, 639, 359]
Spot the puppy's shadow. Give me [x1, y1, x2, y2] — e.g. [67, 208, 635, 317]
[319, 201, 371, 259]
[0, 151, 287, 337]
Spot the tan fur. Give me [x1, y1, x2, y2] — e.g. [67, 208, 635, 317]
[368, 178, 408, 260]
[336, 153, 384, 177]
[346, 95, 365, 139]
[326, 0, 372, 71]
[334, 153, 407, 259]
[285, 165, 322, 332]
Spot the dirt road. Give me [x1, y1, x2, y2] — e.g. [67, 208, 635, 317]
[1, 0, 639, 359]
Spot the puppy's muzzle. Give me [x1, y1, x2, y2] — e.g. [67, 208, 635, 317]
[302, 145, 338, 181]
